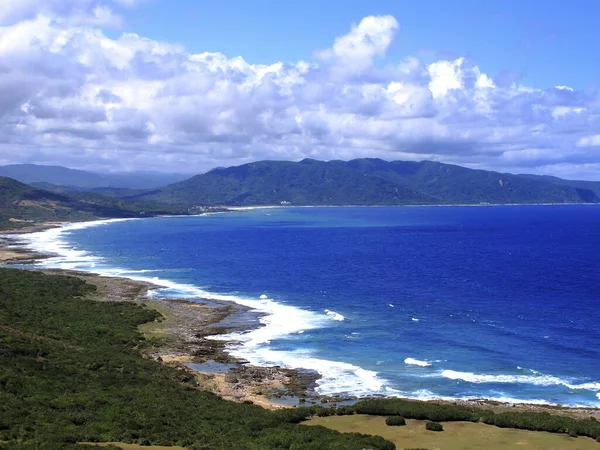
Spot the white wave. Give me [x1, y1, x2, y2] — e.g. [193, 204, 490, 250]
[411, 317, 419, 322]
[206, 300, 389, 396]
[388, 304, 394, 308]
[407, 389, 559, 406]
[404, 357, 432, 367]
[13, 219, 137, 270]
[324, 309, 345, 321]
[212, 344, 388, 396]
[412, 389, 600, 408]
[441, 369, 600, 391]
[10, 218, 393, 398]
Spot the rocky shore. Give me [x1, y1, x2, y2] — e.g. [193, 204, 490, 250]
[0, 227, 319, 409]
[1, 222, 599, 419]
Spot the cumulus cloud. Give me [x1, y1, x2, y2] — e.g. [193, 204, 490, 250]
[0, 4, 599, 178]
[0, 0, 124, 27]
[315, 15, 399, 77]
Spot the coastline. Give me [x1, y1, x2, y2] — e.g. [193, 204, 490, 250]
[1, 217, 599, 419]
[0, 220, 319, 410]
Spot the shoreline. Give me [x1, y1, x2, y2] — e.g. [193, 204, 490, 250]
[1, 219, 599, 418]
[228, 202, 600, 209]
[0, 220, 320, 410]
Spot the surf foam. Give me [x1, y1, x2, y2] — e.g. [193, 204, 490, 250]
[14, 219, 136, 270]
[324, 309, 345, 321]
[13, 219, 389, 398]
[406, 389, 559, 406]
[404, 357, 432, 367]
[441, 369, 600, 392]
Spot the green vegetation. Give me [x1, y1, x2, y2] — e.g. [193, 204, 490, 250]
[133, 158, 600, 206]
[385, 417, 406, 426]
[305, 415, 600, 450]
[0, 177, 184, 230]
[425, 422, 443, 432]
[0, 268, 394, 449]
[353, 398, 600, 439]
[136, 159, 434, 206]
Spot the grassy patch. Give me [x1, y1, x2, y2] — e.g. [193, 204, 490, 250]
[354, 398, 600, 438]
[305, 415, 600, 450]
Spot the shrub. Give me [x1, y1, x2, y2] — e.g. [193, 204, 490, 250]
[317, 408, 333, 417]
[354, 398, 481, 422]
[425, 421, 444, 432]
[335, 405, 355, 416]
[385, 416, 406, 426]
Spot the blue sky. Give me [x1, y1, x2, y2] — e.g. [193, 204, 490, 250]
[122, 0, 597, 90]
[1, 0, 600, 179]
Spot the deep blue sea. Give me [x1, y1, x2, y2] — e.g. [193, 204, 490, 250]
[18, 206, 600, 407]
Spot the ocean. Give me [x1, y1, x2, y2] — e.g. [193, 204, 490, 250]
[14, 205, 600, 407]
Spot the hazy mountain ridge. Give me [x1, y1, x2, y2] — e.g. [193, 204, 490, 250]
[0, 177, 183, 230]
[0, 164, 190, 189]
[132, 158, 600, 206]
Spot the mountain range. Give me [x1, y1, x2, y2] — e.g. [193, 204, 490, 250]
[131, 158, 600, 206]
[1, 159, 599, 229]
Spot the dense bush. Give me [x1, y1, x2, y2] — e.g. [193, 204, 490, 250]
[425, 421, 443, 432]
[480, 411, 600, 438]
[336, 405, 356, 416]
[385, 416, 406, 426]
[0, 268, 395, 450]
[354, 398, 483, 422]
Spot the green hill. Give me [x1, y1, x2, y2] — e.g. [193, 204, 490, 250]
[0, 177, 181, 230]
[140, 159, 435, 206]
[517, 174, 600, 201]
[133, 158, 600, 206]
[345, 159, 599, 204]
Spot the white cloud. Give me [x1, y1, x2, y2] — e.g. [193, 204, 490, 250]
[428, 58, 465, 98]
[577, 135, 600, 147]
[0, 6, 599, 178]
[316, 15, 399, 77]
[0, 0, 124, 27]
